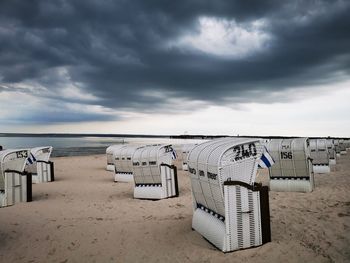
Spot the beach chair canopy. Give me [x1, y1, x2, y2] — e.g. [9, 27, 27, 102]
[32, 146, 52, 162]
[310, 139, 329, 165]
[106, 145, 125, 165]
[0, 149, 29, 180]
[113, 144, 142, 174]
[181, 144, 197, 159]
[26, 146, 53, 173]
[267, 138, 311, 179]
[187, 137, 272, 218]
[132, 144, 176, 185]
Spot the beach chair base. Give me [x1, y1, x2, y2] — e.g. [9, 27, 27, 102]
[329, 159, 336, 165]
[1, 171, 32, 207]
[270, 178, 313, 192]
[134, 184, 168, 199]
[106, 164, 115, 172]
[133, 164, 179, 200]
[192, 183, 270, 252]
[114, 172, 134, 182]
[340, 151, 347, 155]
[192, 208, 227, 250]
[313, 165, 330, 174]
[32, 161, 54, 183]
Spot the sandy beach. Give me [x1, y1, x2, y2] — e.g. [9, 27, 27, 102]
[0, 153, 349, 263]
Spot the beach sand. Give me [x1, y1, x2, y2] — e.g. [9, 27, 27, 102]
[0, 153, 349, 263]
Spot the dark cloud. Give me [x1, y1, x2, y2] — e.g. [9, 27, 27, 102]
[0, 0, 349, 121]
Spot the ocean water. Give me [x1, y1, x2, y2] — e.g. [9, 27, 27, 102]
[0, 136, 207, 157]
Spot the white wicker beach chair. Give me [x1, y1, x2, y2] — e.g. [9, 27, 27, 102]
[181, 144, 197, 171]
[345, 139, 350, 151]
[113, 145, 142, 182]
[0, 149, 32, 207]
[310, 139, 330, 174]
[266, 138, 314, 192]
[26, 146, 54, 183]
[106, 145, 125, 171]
[326, 139, 336, 165]
[187, 138, 273, 252]
[132, 144, 178, 200]
[339, 139, 347, 155]
[334, 139, 341, 157]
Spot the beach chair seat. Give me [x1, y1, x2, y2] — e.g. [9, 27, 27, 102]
[132, 144, 178, 200]
[266, 138, 314, 192]
[0, 149, 32, 207]
[188, 138, 273, 252]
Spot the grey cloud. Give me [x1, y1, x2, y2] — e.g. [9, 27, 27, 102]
[0, 0, 349, 122]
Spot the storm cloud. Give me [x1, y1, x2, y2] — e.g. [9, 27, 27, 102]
[0, 0, 349, 122]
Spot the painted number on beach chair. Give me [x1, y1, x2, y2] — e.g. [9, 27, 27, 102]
[232, 143, 257, 161]
[281, 152, 293, 159]
[16, 150, 28, 158]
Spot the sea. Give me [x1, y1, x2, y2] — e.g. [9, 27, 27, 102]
[0, 136, 207, 157]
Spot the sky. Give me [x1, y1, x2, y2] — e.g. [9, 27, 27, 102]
[0, 0, 349, 136]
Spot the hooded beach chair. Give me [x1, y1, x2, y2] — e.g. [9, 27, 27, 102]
[310, 139, 330, 173]
[113, 144, 142, 182]
[339, 139, 347, 155]
[106, 145, 125, 171]
[181, 144, 197, 171]
[132, 144, 178, 200]
[0, 149, 32, 207]
[334, 139, 341, 157]
[345, 139, 350, 151]
[187, 138, 274, 252]
[26, 146, 54, 183]
[326, 139, 336, 165]
[266, 138, 314, 192]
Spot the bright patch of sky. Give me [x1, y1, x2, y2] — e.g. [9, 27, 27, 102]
[175, 17, 271, 58]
